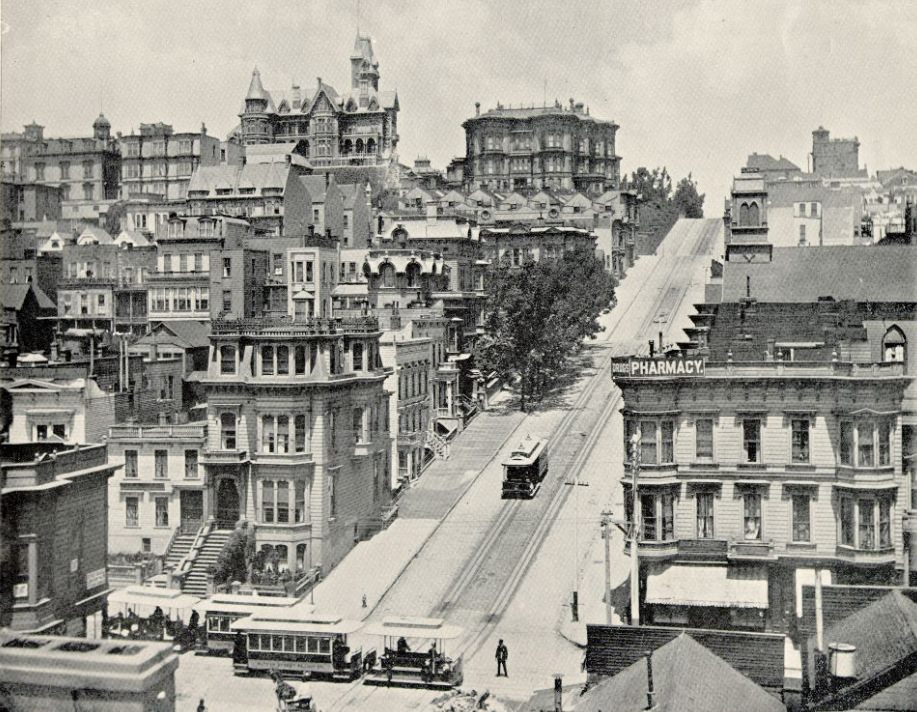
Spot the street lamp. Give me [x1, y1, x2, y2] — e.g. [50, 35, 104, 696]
[629, 430, 642, 626]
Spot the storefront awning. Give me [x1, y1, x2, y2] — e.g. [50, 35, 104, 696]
[646, 564, 768, 609]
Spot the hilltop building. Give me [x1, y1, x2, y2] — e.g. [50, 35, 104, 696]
[461, 98, 621, 195]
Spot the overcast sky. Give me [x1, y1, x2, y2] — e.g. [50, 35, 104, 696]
[2, 0, 915, 206]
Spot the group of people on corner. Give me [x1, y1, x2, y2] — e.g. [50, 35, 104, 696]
[105, 605, 202, 649]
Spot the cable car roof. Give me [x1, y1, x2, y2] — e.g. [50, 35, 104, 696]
[108, 586, 200, 610]
[503, 436, 546, 466]
[193, 594, 302, 615]
[230, 612, 363, 635]
[361, 616, 464, 640]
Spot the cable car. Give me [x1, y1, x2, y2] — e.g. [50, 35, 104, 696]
[231, 610, 366, 681]
[361, 616, 464, 689]
[501, 435, 549, 498]
[193, 593, 301, 655]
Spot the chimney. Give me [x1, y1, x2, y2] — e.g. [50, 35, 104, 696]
[645, 651, 655, 710]
[569, 97, 575, 110]
[475, 102, 480, 116]
[201, 122, 207, 135]
[746, 274, 751, 298]
[648, 339, 655, 357]
[158, 410, 169, 426]
[553, 674, 563, 712]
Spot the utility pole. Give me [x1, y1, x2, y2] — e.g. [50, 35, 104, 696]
[564, 454, 589, 622]
[630, 431, 642, 626]
[601, 510, 614, 625]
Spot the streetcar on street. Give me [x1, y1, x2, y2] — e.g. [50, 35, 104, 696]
[231, 610, 367, 681]
[193, 593, 301, 655]
[362, 617, 464, 689]
[501, 435, 549, 498]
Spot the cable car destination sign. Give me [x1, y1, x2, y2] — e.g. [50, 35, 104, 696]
[612, 357, 706, 378]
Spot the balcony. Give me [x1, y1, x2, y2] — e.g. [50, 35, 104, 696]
[835, 545, 897, 565]
[211, 316, 381, 336]
[630, 539, 679, 560]
[676, 538, 728, 562]
[200, 449, 250, 465]
[109, 423, 206, 441]
[251, 450, 314, 467]
[729, 539, 776, 561]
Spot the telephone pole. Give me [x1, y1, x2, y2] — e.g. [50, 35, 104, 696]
[601, 510, 614, 625]
[630, 432, 642, 626]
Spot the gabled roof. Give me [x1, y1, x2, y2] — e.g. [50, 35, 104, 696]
[300, 175, 329, 204]
[114, 230, 151, 247]
[143, 320, 211, 349]
[0, 283, 55, 312]
[723, 245, 917, 303]
[578, 634, 784, 712]
[76, 225, 114, 245]
[746, 152, 802, 172]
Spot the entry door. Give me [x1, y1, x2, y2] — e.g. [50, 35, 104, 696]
[216, 479, 240, 529]
[180, 490, 203, 533]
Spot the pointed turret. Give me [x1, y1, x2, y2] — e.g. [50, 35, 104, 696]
[246, 67, 268, 102]
[350, 34, 380, 92]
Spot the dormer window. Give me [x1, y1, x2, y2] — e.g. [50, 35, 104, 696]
[883, 326, 906, 366]
[168, 221, 184, 238]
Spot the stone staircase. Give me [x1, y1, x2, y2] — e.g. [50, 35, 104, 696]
[163, 533, 196, 572]
[424, 430, 451, 460]
[181, 528, 233, 597]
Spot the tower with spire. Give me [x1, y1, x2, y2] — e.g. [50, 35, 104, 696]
[241, 68, 272, 144]
[234, 35, 399, 166]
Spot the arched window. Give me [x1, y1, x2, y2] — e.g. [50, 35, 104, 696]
[367, 138, 376, 155]
[356, 138, 365, 154]
[380, 262, 396, 288]
[406, 262, 421, 288]
[276, 345, 289, 375]
[739, 203, 750, 226]
[748, 202, 760, 225]
[220, 413, 237, 450]
[883, 325, 906, 365]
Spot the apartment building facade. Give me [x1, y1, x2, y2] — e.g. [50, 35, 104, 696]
[199, 317, 392, 574]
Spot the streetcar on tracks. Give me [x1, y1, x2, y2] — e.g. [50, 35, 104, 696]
[501, 435, 549, 498]
[361, 616, 464, 689]
[231, 610, 367, 681]
[193, 593, 301, 655]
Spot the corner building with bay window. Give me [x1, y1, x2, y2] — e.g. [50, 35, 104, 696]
[615, 357, 908, 635]
[200, 316, 392, 575]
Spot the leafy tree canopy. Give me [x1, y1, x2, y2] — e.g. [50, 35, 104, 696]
[623, 167, 705, 247]
[474, 245, 616, 410]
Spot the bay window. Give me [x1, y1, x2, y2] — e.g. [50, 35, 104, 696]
[838, 495, 894, 550]
[262, 482, 275, 522]
[276, 481, 290, 523]
[295, 414, 308, 453]
[839, 419, 895, 467]
[220, 412, 237, 450]
[660, 421, 674, 464]
[639, 491, 676, 542]
[219, 345, 237, 375]
[295, 481, 307, 523]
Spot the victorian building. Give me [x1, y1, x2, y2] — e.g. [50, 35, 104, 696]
[12, 116, 121, 223]
[198, 316, 392, 575]
[612, 243, 916, 637]
[119, 122, 228, 202]
[461, 98, 620, 195]
[235, 34, 399, 170]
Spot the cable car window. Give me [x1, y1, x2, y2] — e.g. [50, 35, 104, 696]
[295, 636, 307, 652]
[284, 635, 295, 651]
[272, 635, 283, 651]
[307, 637, 319, 653]
[318, 638, 330, 654]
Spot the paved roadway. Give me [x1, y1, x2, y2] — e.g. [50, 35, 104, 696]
[173, 219, 723, 711]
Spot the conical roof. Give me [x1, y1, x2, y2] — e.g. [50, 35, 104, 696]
[246, 67, 268, 102]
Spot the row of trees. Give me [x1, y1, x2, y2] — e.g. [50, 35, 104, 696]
[474, 244, 616, 410]
[623, 167, 706, 249]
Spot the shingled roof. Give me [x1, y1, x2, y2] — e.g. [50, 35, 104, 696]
[722, 246, 917, 303]
[578, 634, 784, 712]
[810, 590, 917, 711]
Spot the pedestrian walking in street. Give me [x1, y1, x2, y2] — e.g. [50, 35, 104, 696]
[196, 699, 206, 712]
[362, 593, 367, 608]
[495, 639, 508, 677]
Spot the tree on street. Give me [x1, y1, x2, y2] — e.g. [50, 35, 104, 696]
[475, 244, 616, 410]
[624, 167, 705, 249]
